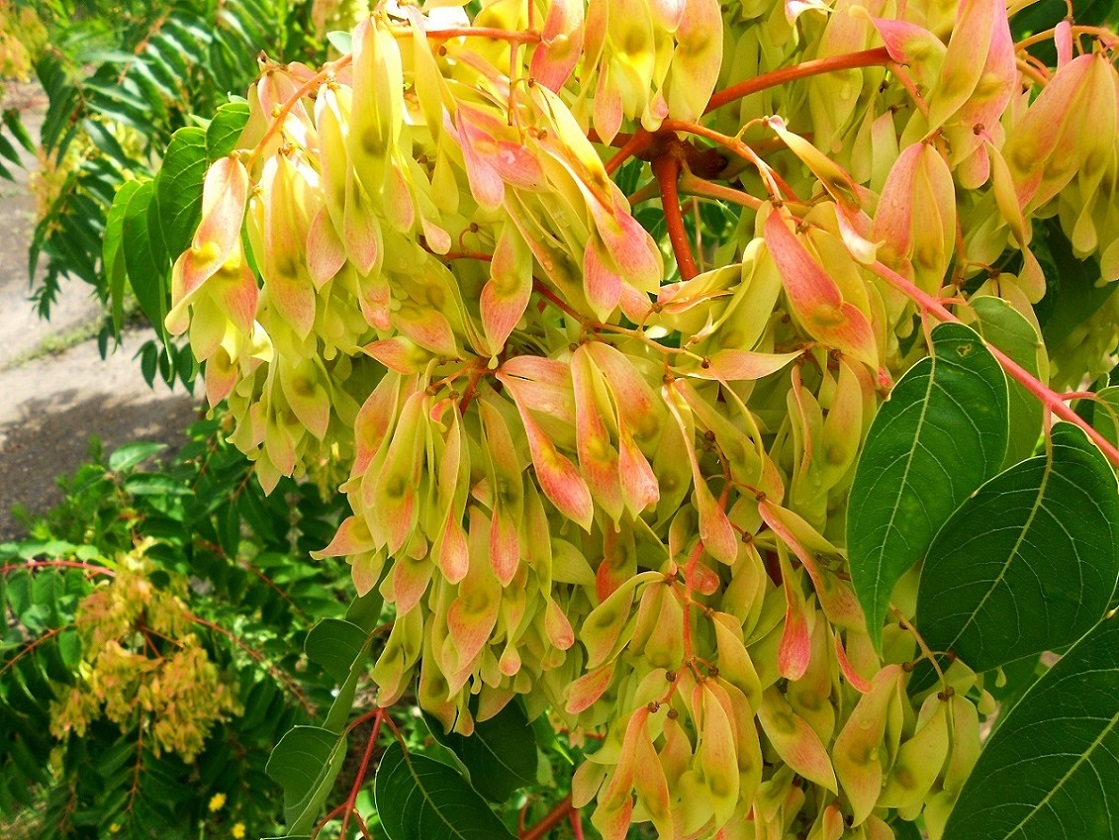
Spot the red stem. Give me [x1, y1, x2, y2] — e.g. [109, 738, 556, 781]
[659, 119, 787, 199]
[340, 710, 384, 840]
[705, 47, 891, 113]
[1, 559, 115, 577]
[248, 55, 353, 168]
[681, 538, 705, 660]
[570, 808, 586, 840]
[868, 259, 1119, 467]
[532, 279, 586, 320]
[1, 625, 68, 679]
[653, 155, 699, 280]
[522, 794, 574, 840]
[187, 613, 315, 715]
[419, 25, 542, 44]
[605, 129, 653, 175]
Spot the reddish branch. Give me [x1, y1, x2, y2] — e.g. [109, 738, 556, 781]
[420, 26, 542, 44]
[339, 710, 386, 840]
[868, 259, 1119, 468]
[0, 559, 115, 577]
[249, 54, 354, 167]
[652, 154, 699, 281]
[705, 46, 892, 113]
[522, 794, 575, 840]
[186, 613, 315, 715]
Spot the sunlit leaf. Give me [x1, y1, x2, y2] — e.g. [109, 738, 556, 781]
[155, 126, 208, 258]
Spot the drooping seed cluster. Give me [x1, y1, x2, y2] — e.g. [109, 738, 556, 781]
[165, 0, 1119, 836]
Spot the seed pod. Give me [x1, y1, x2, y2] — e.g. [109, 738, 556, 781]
[833, 663, 904, 825]
[758, 686, 838, 793]
[878, 693, 951, 810]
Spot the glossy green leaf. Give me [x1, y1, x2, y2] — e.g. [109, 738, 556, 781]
[307, 595, 384, 733]
[155, 126, 208, 258]
[847, 322, 1009, 650]
[424, 701, 537, 802]
[266, 725, 347, 835]
[206, 101, 250, 160]
[122, 181, 169, 340]
[305, 619, 367, 684]
[374, 742, 517, 840]
[917, 424, 1119, 674]
[1091, 385, 1119, 449]
[943, 612, 1119, 840]
[345, 587, 385, 633]
[969, 296, 1049, 466]
[103, 180, 141, 334]
[108, 442, 167, 473]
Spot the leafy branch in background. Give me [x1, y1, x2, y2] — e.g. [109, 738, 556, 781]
[3, 0, 327, 387]
[0, 420, 355, 839]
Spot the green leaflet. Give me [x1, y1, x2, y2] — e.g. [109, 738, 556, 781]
[916, 424, 1119, 676]
[102, 179, 141, 335]
[304, 605, 383, 734]
[305, 618, 368, 684]
[943, 612, 1119, 840]
[155, 126, 208, 258]
[108, 442, 167, 473]
[423, 701, 538, 803]
[266, 725, 348, 835]
[121, 179, 169, 341]
[847, 322, 1009, 650]
[206, 100, 251, 160]
[374, 742, 517, 840]
[969, 297, 1049, 466]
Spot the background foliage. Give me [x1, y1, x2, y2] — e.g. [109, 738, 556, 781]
[1, 0, 327, 386]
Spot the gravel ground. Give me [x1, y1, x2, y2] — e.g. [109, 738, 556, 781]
[0, 83, 199, 540]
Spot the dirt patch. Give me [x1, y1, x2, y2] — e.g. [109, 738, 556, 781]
[0, 82, 200, 540]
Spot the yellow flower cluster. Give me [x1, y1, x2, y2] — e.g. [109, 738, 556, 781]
[49, 545, 241, 763]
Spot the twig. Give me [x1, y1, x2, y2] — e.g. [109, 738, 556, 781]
[868, 259, 1119, 467]
[705, 47, 891, 113]
[522, 794, 574, 840]
[653, 155, 698, 280]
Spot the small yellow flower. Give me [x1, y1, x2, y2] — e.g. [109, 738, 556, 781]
[231, 822, 246, 839]
[208, 793, 227, 812]
[109, 824, 121, 834]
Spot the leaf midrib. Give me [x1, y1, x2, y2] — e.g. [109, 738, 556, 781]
[941, 453, 1054, 657]
[1005, 705, 1119, 838]
[871, 358, 937, 618]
